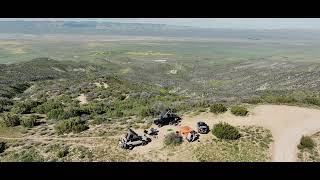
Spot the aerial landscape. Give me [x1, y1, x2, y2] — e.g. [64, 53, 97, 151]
[1, 18, 320, 162]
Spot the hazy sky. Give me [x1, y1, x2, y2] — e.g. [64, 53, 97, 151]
[1, 18, 320, 29]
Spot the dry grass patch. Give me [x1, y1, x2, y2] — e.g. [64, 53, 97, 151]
[194, 126, 273, 162]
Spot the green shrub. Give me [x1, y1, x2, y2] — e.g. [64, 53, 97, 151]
[298, 136, 315, 150]
[0, 142, 6, 153]
[0, 104, 4, 113]
[244, 97, 262, 104]
[57, 147, 69, 158]
[230, 106, 248, 116]
[164, 132, 183, 146]
[34, 100, 63, 114]
[54, 117, 89, 135]
[304, 97, 320, 106]
[262, 95, 297, 104]
[0, 97, 13, 113]
[138, 106, 153, 118]
[11, 149, 44, 162]
[212, 122, 241, 140]
[1, 113, 21, 127]
[21, 115, 37, 128]
[92, 115, 111, 125]
[210, 104, 227, 114]
[82, 102, 108, 114]
[47, 108, 65, 120]
[11, 100, 40, 114]
[196, 100, 210, 108]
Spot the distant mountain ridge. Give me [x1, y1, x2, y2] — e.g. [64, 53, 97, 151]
[0, 20, 320, 41]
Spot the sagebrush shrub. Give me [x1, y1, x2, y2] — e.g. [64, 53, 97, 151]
[164, 132, 183, 146]
[11, 100, 39, 114]
[298, 136, 315, 150]
[244, 97, 262, 104]
[0, 142, 6, 153]
[1, 113, 21, 127]
[230, 106, 248, 116]
[54, 117, 89, 134]
[304, 97, 320, 106]
[21, 115, 37, 128]
[212, 122, 241, 140]
[210, 104, 227, 114]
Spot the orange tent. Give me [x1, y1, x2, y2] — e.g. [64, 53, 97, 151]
[180, 126, 193, 137]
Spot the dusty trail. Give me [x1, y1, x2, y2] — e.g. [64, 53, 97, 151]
[0, 136, 103, 141]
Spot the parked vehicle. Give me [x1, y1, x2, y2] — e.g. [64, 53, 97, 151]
[154, 110, 181, 128]
[119, 129, 151, 150]
[197, 121, 209, 134]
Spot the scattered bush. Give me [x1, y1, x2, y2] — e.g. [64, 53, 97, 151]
[212, 122, 241, 140]
[304, 97, 320, 106]
[164, 132, 183, 146]
[57, 147, 69, 158]
[47, 108, 65, 120]
[82, 102, 108, 114]
[244, 97, 263, 104]
[298, 136, 315, 150]
[210, 104, 227, 114]
[230, 106, 248, 116]
[0, 113, 21, 127]
[11, 100, 40, 114]
[138, 106, 153, 118]
[34, 100, 64, 114]
[0, 142, 6, 153]
[21, 115, 37, 128]
[91, 115, 111, 125]
[54, 117, 89, 135]
[0, 97, 13, 113]
[262, 95, 297, 104]
[11, 149, 44, 162]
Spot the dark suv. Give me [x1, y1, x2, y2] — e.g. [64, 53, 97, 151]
[197, 121, 209, 134]
[154, 110, 181, 128]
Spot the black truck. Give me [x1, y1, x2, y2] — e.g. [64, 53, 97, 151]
[154, 110, 181, 128]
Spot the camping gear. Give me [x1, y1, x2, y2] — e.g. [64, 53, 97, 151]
[154, 110, 181, 128]
[186, 130, 199, 142]
[119, 129, 151, 150]
[180, 126, 199, 142]
[144, 128, 159, 137]
[180, 126, 193, 137]
[197, 121, 209, 134]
